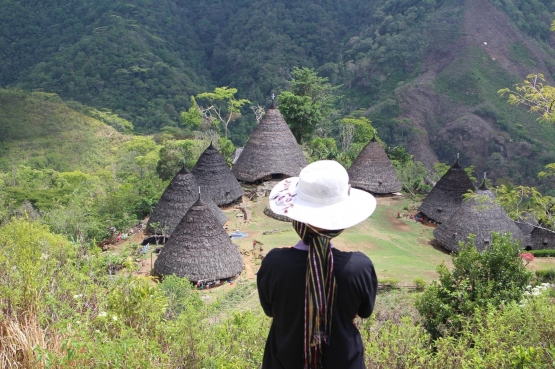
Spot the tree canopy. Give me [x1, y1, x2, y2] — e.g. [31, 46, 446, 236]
[278, 67, 337, 144]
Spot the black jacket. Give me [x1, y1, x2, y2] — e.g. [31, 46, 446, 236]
[257, 245, 378, 369]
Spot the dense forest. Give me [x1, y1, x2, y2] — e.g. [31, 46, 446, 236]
[2, 0, 555, 188]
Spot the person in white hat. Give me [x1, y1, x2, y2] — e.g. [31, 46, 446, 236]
[257, 160, 378, 369]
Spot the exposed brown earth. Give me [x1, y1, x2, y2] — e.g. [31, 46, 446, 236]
[398, 0, 555, 175]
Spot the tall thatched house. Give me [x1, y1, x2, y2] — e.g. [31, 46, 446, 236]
[153, 195, 244, 282]
[232, 104, 307, 182]
[347, 136, 402, 194]
[191, 143, 245, 206]
[419, 158, 476, 224]
[433, 180, 524, 252]
[146, 166, 227, 235]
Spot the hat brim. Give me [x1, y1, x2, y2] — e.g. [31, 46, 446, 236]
[269, 177, 377, 230]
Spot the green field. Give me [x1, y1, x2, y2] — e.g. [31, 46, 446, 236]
[230, 196, 452, 285]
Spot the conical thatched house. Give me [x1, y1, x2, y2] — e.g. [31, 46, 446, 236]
[153, 195, 244, 282]
[433, 180, 524, 252]
[146, 167, 227, 235]
[232, 104, 307, 182]
[347, 136, 402, 194]
[419, 158, 476, 224]
[191, 143, 245, 206]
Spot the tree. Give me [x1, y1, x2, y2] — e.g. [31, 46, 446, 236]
[395, 159, 431, 198]
[307, 137, 337, 162]
[251, 104, 265, 124]
[180, 97, 203, 131]
[278, 67, 338, 144]
[340, 117, 375, 151]
[196, 87, 250, 138]
[156, 140, 197, 180]
[416, 233, 532, 340]
[498, 74, 555, 123]
[497, 18, 555, 122]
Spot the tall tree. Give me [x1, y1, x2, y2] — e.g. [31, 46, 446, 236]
[278, 67, 338, 144]
[196, 87, 250, 138]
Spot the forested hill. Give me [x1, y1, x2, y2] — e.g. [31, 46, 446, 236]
[2, 0, 555, 184]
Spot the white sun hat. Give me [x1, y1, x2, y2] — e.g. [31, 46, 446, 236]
[269, 160, 377, 230]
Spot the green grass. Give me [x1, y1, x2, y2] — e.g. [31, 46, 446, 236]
[0, 88, 125, 172]
[230, 197, 452, 284]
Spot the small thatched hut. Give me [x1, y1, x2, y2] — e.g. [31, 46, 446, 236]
[146, 166, 227, 235]
[347, 136, 402, 194]
[419, 158, 476, 224]
[433, 180, 524, 252]
[530, 226, 555, 250]
[153, 195, 244, 283]
[232, 104, 307, 182]
[191, 143, 245, 206]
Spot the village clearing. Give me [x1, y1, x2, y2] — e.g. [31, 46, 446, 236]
[109, 195, 555, 294]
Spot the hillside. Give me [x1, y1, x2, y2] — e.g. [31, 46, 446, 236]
[1, 0, 555, 185]
[395, 0, 555, 185]
[0, 89, 125, 172]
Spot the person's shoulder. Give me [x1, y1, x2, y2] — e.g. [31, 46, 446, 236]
[264, 247, 299, 260]
[335, 249, 373, 267]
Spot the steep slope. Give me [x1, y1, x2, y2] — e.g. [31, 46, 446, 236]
[0, 0, 210, 130]
[392, 0, 555, 186]
[1, 0, 555, 187]
[0, 89, 123, 172]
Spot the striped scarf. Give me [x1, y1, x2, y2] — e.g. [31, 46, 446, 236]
[292, 220, 344, 369]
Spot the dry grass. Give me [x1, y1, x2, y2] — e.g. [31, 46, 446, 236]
[0, 311, 61, 369]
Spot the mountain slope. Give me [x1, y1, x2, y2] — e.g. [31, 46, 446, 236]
[1, 0, 555, 186]
[0, 1, 210, 131]
[0, 89, 124, 172]
[394, 0, 555, 185]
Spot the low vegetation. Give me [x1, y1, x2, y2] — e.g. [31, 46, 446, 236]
[1, 218, 554, 368]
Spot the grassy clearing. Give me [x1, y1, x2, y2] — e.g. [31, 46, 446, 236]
[229, 196, 452, 285]
[227, 194, 555, 285]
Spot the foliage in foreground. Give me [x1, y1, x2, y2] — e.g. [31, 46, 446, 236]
[416, 233, 532, 340]
[1, 218, 554, 368]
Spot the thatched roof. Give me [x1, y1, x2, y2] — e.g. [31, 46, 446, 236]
[232, 106, 307, 182]
[146, 166, 227, 235]
[153, 195, 244, 282]
[515, 212, 537, 236]
[530, 226, 555, 250]
[434, 180, 524, 252]
[347, 136, 402, 194]
[419, 158, 476, 223]
[232, 147, 243, 165]
[191, 143, 245, 205]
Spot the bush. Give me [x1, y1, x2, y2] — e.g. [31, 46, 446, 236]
[535, 269, 555, 283]
[415, 233, 532, 340]
[413, 278, 427, 291]
[531, 249, 555, 257]
[380, 278, 400, 289]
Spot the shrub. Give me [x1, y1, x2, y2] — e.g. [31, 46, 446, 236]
[415, 233, 532, 340]
[535, 269, 555, 283]
[531, 249, 555, 257]
[380, 278, 400, 289]
[413, 278, 427, 291]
